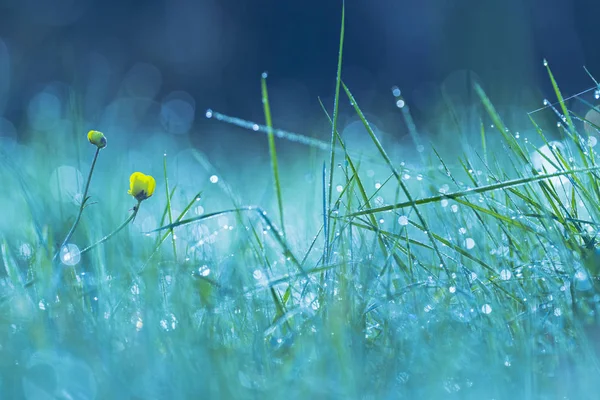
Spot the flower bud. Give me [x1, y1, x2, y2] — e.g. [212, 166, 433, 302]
[87, 130, 107, 149]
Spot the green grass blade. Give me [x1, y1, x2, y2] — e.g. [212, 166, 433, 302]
[345, 165, 600, 217]
[327, 0, 345, 214]
[261, 73, 286, 239]
[544, 59, 576, 133]
[163, 154, 177, 259]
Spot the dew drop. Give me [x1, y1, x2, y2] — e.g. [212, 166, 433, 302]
[60, 244, 81, 266]
[398, 215, 409, 226]
[554, 308, 562, 317]
[209, 175, 219, 183]
[500, 269, 512, 280]
[465, 238, 475, 250]
[481, 304, 492, 314]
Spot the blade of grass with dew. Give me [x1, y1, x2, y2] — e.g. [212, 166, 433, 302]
[237, 209, 291, 325]
[474, 83, 529, 164]
[544, 59, 576, 134]
[318, 97, 410, 275]
[344, 81, 458, 275]
[1, 240, 25, 290]
[163, 154, 177, 259]
[261, 73, 286, 239]
[149, 207, 304, 275]
[345, 165, 600, 217]
[327, 0, 345, 221]
[322, 161, 328, 262]
[480, 118, 489, 166]
[205, 109, 395, 170]
[155, 185, 178, 247]
[145, 191, 201, 268]
[532, 113, 600, 219]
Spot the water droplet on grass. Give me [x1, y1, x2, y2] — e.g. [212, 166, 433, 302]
[19, 243, 33, 259]
[500, 269, 512, 280]
[481, 304, 492, 314]
[554, 308, 562, 317]
[465, 238, 475, 250]
[60, 244, 80, 266]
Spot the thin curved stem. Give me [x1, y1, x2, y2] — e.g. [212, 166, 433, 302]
[53, 147, 101, 261]
[79, 200, 141, 256]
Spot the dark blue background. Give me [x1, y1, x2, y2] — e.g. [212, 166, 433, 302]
[1, 0, 599, 139]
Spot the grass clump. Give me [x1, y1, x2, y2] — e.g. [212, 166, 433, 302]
[3, 6, 600, 400]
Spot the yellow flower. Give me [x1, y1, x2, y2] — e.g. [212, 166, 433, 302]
[128, 172, 156, 201]
[87, 130, 107, 149]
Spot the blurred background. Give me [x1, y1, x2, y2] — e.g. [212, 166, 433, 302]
[0, 0, 598, 126]
[1, 0, 600, 234]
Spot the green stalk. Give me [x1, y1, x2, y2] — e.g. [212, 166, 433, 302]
[53, 146, 101, 262]
[326, 1, 345, 261]
[163, 154, 177, 259]
[261, 73, 286, 239]
[79, 200, 141, 256]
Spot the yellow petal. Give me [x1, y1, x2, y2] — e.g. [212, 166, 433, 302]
[128, 172, 156, 201]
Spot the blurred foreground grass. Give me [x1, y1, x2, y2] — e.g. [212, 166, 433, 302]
[4, 10, 600, 400]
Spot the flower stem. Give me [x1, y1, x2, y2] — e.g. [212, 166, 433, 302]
[53, 147, 101, 262]
[79, 200, 141, 256]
